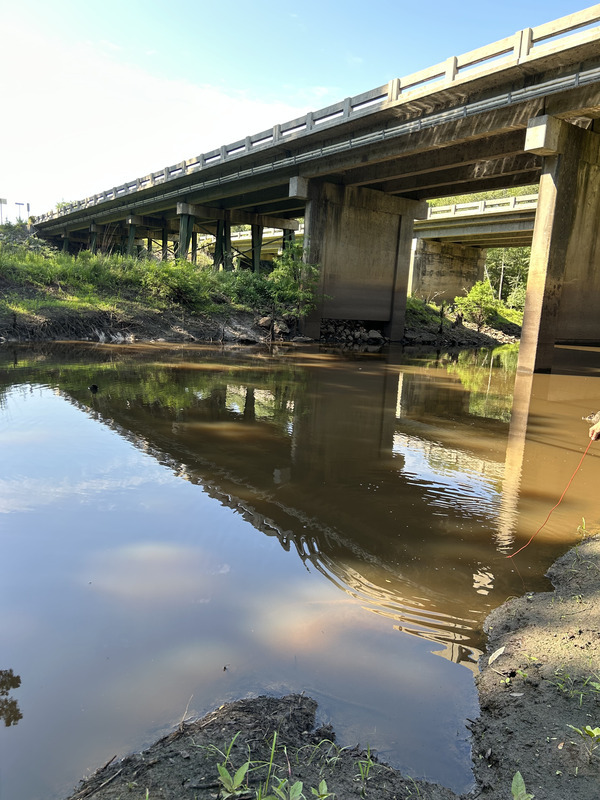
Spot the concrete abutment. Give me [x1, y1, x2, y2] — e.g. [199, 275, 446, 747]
[409, 239, 487, 303]
[300, 181, 425, 339]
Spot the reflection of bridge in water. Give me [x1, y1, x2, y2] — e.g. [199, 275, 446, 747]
[6, 343, 600, 672]
[5, 345, 517, 672]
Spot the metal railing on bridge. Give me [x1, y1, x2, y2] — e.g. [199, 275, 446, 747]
[426, 194, 538, 219]
[35, 6, 600, 225]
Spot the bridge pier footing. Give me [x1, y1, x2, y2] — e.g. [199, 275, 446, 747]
[301, 181, 425, 339]
[521, 116, 600, 372]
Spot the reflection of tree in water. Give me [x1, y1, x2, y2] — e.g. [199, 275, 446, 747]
[0, 668, 22, 727]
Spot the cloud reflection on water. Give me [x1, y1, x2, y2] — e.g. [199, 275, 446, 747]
[83, 542, 220, 603]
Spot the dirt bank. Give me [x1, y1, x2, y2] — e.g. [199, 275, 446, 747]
[64, 535, 600, 800]
[65, 694, 457, 800]
[471, 533, 600, 800]
[0, 297, 519, 349]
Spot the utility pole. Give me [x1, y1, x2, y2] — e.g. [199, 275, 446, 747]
[15, 202, 24, 221]
[0, 198, 6, 224]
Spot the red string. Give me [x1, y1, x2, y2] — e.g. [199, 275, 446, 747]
[507, 436, 595, 559]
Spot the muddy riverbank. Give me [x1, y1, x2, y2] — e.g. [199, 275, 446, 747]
[0, 295, 519, 349]
[64, 534, 600, 800]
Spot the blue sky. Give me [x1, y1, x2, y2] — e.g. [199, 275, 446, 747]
[0, 0, 591, 220]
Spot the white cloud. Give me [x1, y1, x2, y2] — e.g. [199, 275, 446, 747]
[0, 23, 314, 218]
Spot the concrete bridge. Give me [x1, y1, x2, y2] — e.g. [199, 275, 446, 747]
[34, 5, 600, 372]
[197, 195, 538, 300]
[410, 194, 537, 300]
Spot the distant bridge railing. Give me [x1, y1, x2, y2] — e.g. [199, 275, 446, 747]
[426, 194, 538, 219]
[196, 225, 306, 253]
[35, 6, 600, 224]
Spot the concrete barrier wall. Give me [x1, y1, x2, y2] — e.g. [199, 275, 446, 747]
[409, 239, 486, 302]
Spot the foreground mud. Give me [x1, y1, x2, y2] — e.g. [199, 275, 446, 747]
[64, 536, 600, 800]
[65, 694, 456, 800]
[472, 534, 600, 800]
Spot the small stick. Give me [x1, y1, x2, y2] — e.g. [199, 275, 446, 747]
[179, 694, 194, 731]
[72, 768, 123, 799]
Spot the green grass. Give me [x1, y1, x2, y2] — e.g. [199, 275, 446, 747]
[0, 241, 319, 323]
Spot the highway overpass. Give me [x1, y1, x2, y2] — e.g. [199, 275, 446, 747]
[33, 5, 600, 371]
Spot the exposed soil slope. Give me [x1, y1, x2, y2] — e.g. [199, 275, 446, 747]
[0, 300, 519, 349]
[471, 534, 600, 800]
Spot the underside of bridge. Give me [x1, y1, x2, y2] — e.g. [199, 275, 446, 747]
[33, 8, 600, 371]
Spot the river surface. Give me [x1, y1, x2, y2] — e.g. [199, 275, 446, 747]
[1, 341, 600, 800]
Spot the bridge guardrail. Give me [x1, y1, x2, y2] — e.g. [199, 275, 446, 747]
[426, 194, 538, 219]
[35, 5, 600, 225]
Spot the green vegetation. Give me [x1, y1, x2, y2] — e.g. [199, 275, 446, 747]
[485, 247, 530, 309]
[405, 295, 442, 328]
[200, 731, 339, 800]
[429, 187, 533, 309]
[354, 746, 376, 798]
[567, 724, 600, 762]
[453, 280, 523, 331]
[267, 242, 320, 323]
[511, 771, 534, 800]
[454, 280, 498, 330]
[550, 667, 600, 707]
[428, 185, 538, 208]
[0, 223, 320, 330]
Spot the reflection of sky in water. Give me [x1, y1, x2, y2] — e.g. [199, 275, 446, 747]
[393, 432, 502, 519]
[0, 386, 174, 513]
[0, 385, 477, 800]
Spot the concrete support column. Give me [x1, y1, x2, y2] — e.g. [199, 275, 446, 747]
[126, 224, 136, 256]
[191, 232, 198, 264]
[251, 224, 263, 273]
[214, 214, 233, 270]
[89, 227, 98, 255]
[283, 228, 295, 250]
[409, 239, 486, 301]
[300, 180, 425, 339]
[520, 116, 600, 372]
[161, 228, 169, 261]
[177, 213, 194, 260]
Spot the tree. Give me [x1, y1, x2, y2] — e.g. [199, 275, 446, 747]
[0, 221, 56, 255]
[454, 281, 498, 330]
[485, 247, 530, 305]
[266, 243, 320, 328]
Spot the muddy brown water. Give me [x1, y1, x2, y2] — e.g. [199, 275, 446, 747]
[1, 342, 600, 800]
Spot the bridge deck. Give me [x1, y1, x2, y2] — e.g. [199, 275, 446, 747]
[34, 5, 600, 245]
